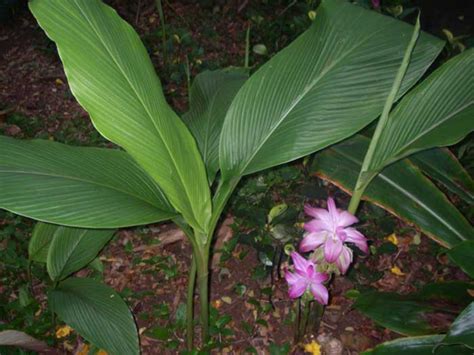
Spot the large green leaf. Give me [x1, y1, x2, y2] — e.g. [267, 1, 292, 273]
[0, 137, 175, 228]
[183, 68, 248, 184]
[354, 291, 435, 336]
[28, 222, 57, 263]
[410, 148, 474, 204]
[447, 241, 474, 278]
[443, 302, 474, 349]
[417, 282, 474, 307]
[312, 135, 474, 248]
[369, 49, 474, 172]
[49, 278, 138, 355]
[219, 0, 443, 180]
[363, 335, 472, 355]
[46, 225, 115, 281]
[29, 0, 211, 233]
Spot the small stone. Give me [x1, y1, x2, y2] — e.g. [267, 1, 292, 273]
[323, 338, 344, 355]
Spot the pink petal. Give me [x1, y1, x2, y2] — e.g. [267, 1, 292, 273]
[345, 228, 369, 254]
[299, 232, 327, 252]
[310, 283, 329, 305]
[288, 279, 307, 299]
[337, 210, 358, 228]
[327, 197, 338, 221]
[304, 219, 331, 233]
[304, 204, 330, 220]
[306, 264, 314, 278]
[336, 246, 353, 274]
[291, 252, 311, 274]
[324, 237, 343, 263]
[336, 227, 347, 242]
[284, 270, 300, 285]
[310, 270, 329, 284]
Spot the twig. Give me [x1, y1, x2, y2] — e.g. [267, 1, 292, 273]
[135, 0, 142, 25]
[238, 0, 249, 13]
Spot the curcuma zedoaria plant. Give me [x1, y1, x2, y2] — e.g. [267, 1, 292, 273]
[2, 0, 467, 352]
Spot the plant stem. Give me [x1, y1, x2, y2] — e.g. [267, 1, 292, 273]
[176, 178, 240, 347]
[155, 0, 167, 65]
[173, 218, 200, 348]
[299, 298, 310, 341]
[195, 249, 210, 344]
[244, 25, 250, 69]
[294, 298, 301, 344]
[210, 177, 240, 234]
[186, 255, 196, 349]
[348, 15, 421, 214]
[185, 55, 191, 100]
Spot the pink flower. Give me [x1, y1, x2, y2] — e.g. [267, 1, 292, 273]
[285, 252, 329, 304]
[372, 0, 380, 8]
[300, 198, 368, 273]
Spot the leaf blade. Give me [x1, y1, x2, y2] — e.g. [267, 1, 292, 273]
[410, 148, 474, 204]
[0, 136, 175, 228]
[47, 225, 115, 281]
[312, 135, 474, 247]
[219, 0, 443, 180]
[49, 278, 139, 355]
[183, 68, 248, 183]
[28, 222, 57, 263]
[29, 0, 211, 232]
[443, 302, 474, 349]
[370, 49, 474, 171]
[447, 241, 474, 278]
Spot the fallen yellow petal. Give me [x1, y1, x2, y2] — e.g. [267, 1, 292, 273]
[55, 325, 72, 339]
[212, 299, 222, 309]
[387, 233, 399, 246]
[390, 266, 405, 276]
[304, 340, 321, 355]
[77, 344, 90, 355]
[221, 296, 232, 304]
[97, 350, 108, 355]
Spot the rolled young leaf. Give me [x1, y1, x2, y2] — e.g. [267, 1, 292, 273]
[49, 277, 139, 355]
[410, 148, 474, 204]
[29, 0, 211, 233]
[46, 224, 115, 281]
[183, 68, 248, 184]
[219, 0, 443, 180]
[0, 137, 175, 228]
[347, 14, 421, 213]
[312, 135, 474, 248]
[369, 49, 474, 172]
